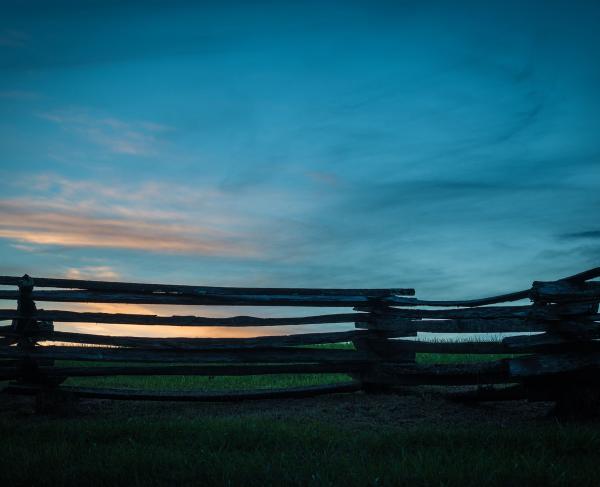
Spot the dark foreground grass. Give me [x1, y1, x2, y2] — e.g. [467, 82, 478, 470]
[1, 414, 599, 486]
[3, 349, 582, 486]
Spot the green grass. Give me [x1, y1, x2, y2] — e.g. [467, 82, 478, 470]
[63, 367, 352, 391]
[1, 415, 599, 486]
[58, 350, 519, 391]
[417, 352, 519, 364]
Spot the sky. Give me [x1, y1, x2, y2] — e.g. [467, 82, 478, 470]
[0, 1, 599, 336]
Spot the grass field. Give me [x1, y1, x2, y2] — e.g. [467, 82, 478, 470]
[61, 349, 519, 391]
[2, 349, 599, 486]
[1, 410, 599, 486]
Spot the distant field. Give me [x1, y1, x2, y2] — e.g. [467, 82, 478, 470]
[58, 350, 519, 391]
[0, 344, 522, 391]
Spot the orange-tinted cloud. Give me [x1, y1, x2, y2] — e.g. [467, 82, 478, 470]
[64, 266, 120, 280]
[0, 199, 258, 257]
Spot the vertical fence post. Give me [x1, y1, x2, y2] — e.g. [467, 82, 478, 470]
[12, 274, 40, 383]
[11, 274, 71, 412]
[527, 280, 600, 417]
[352, 299, 416, 392]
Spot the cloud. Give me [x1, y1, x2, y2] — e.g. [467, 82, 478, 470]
[22, 174, 254, 227]
[0, 199, 257, 257]
[559, 230, 600, 240]
[10, 243, 36, 251]
[38, 109, 172, 156]
[305, 171, 342, 187]
[64, 266, 120, 280]
[0, 90, 39, 99]
[0, 29, 29, 48]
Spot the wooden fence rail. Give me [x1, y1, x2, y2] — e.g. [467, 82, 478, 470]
[1, 268, 599, 408]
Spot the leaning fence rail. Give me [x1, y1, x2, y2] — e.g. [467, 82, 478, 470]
[0, 268, 599, 405]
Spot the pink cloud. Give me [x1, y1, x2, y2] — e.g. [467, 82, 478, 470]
[0, 199, 258, 257]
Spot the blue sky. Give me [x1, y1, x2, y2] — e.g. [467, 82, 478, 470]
[1, 0, 599, 311]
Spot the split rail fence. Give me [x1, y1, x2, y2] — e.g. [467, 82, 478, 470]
[0, 268, 599, 404]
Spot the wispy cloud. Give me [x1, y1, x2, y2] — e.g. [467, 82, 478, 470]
[0, 175, 265, 257]
[38, 109, 172, 156]
[305, 171, 342, 187]
[64, 266, 120, 280]
[559, 230, 600, 240]
[0, 29, 29, 48]
[0, 199, 256, 256]
[0, 90, 39, 99]
[23, 174, 252, 226]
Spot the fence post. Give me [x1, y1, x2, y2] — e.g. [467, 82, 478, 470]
[10, 275, 72, 413]
[528, 280, 600, 417]
[13, 275, 36, 339]
[12, 274, 40, 382]
[352, 300, 416, 392]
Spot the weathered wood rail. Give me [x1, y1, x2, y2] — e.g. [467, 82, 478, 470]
[1, 268, 599, 408]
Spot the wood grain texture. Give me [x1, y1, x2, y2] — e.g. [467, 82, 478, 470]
[2, 381, 362, 401]
[384, 289, 531, 307]
[372, 360, 510, 385]
[0, 345, 372, 364]
[0, 290, 404, 307]
[33, 363, 366, 377]
[0, 275, 414, 296]
[356, 318, 547, 333]
[508, 352, 600, 378]
[0, 329, 398, 350]
[532, 281, 600, 303]
[502, 333, 600, 352]
[0, 309, 365, 327]
[356, 303, 598, 320]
